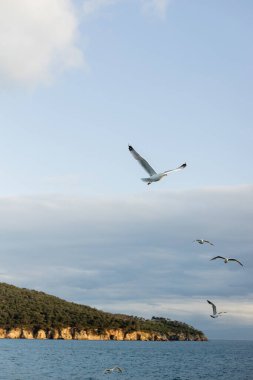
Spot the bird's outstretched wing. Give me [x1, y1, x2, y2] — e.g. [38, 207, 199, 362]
[128, 145, 156, 176]
[228, 258, 243, 266]
[210, 256, 225, 261]
[207, 300, 217, 315]
[163, 162, 187, 174]
[204, 240, 214, 246]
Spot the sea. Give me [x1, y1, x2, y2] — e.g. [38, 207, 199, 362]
[0, 340, 252, 380]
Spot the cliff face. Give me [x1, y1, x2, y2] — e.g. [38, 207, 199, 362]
[0, 327, 207, 341]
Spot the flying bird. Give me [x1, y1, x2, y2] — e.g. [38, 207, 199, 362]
[104, 367, 123, 374]
[210, 256, 243, 266]
[128, 145, 186, 185]
[193, 239, 214, 246]
[207, 300, 227, 318]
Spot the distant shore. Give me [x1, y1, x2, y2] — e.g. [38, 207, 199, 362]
[0, 283, 207, 341]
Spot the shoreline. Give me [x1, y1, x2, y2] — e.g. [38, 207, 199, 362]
[0, 327, 207, 341]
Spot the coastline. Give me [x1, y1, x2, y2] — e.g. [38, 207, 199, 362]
[0, 327, 207, 341]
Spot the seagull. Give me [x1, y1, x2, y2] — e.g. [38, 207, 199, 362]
[207, 300, 227, 318]
[193, 239, 214, 246]
[128, 145, 186, 185]
[104, 367, 123, 374]
[210, 256, 243, 266]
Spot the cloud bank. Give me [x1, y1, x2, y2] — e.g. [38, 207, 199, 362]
[0, 185, 252, 339]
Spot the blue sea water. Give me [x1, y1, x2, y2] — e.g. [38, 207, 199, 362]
[0, 340, 252, 380]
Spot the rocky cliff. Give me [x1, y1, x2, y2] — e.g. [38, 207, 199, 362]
[0, 327, 207, 341]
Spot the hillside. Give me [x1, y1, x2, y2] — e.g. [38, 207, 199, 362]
[0, 283, 207, 340]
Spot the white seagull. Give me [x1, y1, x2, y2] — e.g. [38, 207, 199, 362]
[207, 300, 227, 318]
[104, 367, 123, 374]
[210, 256, 243, 266]
[193, 239, 214, 246]
[128, 145, 186, 185]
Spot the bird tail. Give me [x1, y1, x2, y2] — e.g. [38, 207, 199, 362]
[141, 178, 151, 183]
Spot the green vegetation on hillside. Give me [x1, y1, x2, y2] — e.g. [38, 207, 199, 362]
[0, 283, 205, 338]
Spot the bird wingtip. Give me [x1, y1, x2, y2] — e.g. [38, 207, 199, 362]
[128, 145, 133, 151]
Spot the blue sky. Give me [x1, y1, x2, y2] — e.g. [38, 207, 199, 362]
[0, 0, 252, 339]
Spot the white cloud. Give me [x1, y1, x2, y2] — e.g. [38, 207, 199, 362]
[141, 0, 172, 18]
[0, 0, 174, 87]
[0, 0, 84, 86]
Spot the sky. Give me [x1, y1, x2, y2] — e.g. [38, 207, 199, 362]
[0, 0, 252, 340]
